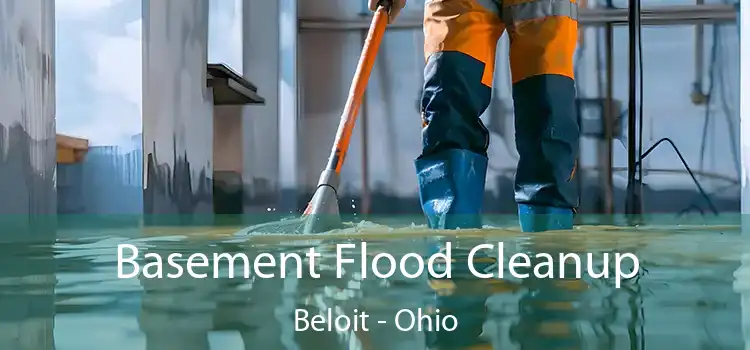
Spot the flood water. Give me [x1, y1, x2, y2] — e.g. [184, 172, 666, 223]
[2, 220, 747, 350]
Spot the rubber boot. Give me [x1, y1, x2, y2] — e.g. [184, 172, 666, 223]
[416, 150, 495, 349]
[518, 204, 574, 232]
[415, 149, 488, 230]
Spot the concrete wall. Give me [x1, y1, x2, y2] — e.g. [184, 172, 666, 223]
[142, 0, 214, 222]
[741, 0, 749, 221]
[213, 107, 243, 173]
[0, 0, 57, 231]
[241, 0, 281, 210]
[213, 106, 245, 216]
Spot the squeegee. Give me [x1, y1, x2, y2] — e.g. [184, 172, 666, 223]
[299, 1, 392, 233]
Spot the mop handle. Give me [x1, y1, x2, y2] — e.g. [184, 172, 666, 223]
[323, 4, 390, 174]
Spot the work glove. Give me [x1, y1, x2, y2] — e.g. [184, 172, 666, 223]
[368, 0, 406, 23]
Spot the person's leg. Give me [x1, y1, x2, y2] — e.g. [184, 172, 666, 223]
[418, 3, 504, 348]
[417, 0, 505, 230]
[505, 0, 580, 232]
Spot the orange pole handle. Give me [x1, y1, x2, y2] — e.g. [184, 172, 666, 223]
[323, 6, 389, 174]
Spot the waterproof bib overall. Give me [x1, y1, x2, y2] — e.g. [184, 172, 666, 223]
[416, 0, 580, 232]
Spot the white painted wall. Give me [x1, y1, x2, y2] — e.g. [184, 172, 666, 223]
[142, 0, 214, 215]
[0, 1, 55, 349]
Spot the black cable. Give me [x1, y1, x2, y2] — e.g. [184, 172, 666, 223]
[637, 138, 719, 215]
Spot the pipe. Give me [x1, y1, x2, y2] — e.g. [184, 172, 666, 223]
[625, 0, 641, 221]
[691, 0, 707, 105]
[740, 0, 749, 227]
[493, 166, 738, 184]
[299, 4, 737, 31]
[602, 1, 615, 216]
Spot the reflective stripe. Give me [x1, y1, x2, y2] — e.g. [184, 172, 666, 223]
[503, 0, 578, 28]
[425, 0, 501, 15]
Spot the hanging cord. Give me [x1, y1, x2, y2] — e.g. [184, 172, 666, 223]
[637, 138, 719, 215]
[697, 26, 718, 171]
[698, 23, 741, 177]
[682, 1, 741, 214]
[684, 21, 741, 215]
[714, 21, 742, 177]
[631, 13, 720, 216]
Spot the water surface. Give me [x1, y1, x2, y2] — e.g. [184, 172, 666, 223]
[2, 222, 745, 349]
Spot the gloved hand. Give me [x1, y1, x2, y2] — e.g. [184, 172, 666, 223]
[368, 0, 406, 23]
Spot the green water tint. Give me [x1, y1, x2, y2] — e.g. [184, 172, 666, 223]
[37, 212, 743, 231]
[3, 216, 745, 349]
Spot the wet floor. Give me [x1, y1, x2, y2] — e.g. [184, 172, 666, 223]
[1, 220, 747, 350]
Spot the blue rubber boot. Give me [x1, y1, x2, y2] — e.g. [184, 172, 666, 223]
[416, 149, 496, 350]
[415, 149, 488, 230]
[518, 204, 574, 232]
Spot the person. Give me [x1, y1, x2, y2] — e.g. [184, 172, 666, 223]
[369, 0, 580, 232]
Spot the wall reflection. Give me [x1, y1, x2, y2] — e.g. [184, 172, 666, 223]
[0, 1, 57, 347]
[0, 243, 56, 350]
[44, 228, 749, 349]
[137, 242, 221, 350]
[135, 240, 361, 350]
